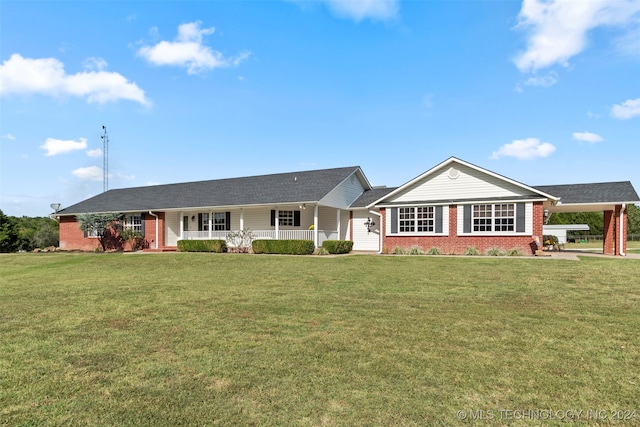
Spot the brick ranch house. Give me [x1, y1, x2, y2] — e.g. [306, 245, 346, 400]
[56, 157, 639, 256]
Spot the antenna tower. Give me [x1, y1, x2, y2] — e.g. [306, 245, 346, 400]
[101, 125, 109, 192]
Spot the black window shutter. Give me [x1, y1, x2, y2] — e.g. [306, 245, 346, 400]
[198, 213, 203, 231]
[225, 212, 231, 231]
[435, 206, 443, 233]
[270, 210, 276, 227]
[516, 203, 525, 232]
[294, 210, 301, 227]
[391, 208, 398, 233]
[463, 205, 472, 233]
[140, 213, 146, 236]
[83, 230, 88, 238]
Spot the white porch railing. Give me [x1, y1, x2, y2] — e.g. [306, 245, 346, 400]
[182, 229, 331, 242]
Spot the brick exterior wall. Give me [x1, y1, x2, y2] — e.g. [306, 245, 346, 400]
[603, 210, 615, 256]
[381, 202, 544, 255]
[58, 213, 165, 251]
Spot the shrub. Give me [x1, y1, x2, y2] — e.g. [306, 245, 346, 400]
[464, 246, 481, 256]
[392, 247, 408, 255]
[506, 248, 523, 256]
[177, 239, 227, 253]
[226, 228, 255, 253]
[252, 240, 315, 255]
[485, 247, 504, 256]
[315, 247, 330, 255]
[409, 246, 424, 255]
[322, 240, 353, 254]
[426, 247, 443, 255]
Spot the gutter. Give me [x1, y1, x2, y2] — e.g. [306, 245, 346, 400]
[368, 210, 383, 254]
[148, 211, 159, 250]
[620, 204, 626, 256]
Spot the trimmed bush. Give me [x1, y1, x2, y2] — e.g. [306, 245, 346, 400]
[409, 246, 424, 255]
[426, 247, 443, 255]
[321, 240, 353, 254]
[252, 239, 315, 255]
[177, 239, 227, 253]
[392, 247, 407, 255]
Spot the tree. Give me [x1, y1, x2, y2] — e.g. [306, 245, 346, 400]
[76, 213, 121, 251]
[547, 211, 604, 235]
[0, 210, 19, 253]
[627, 204, 640, 236]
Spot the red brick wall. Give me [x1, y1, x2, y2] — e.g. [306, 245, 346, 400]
[603, 210, 615, 255]
[58, 213, 165, 251]
[381, 202, 543, 255]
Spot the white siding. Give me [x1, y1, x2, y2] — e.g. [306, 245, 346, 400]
[319, 172, 366, 208]
[352, 209, 380, 251]
[391, 163, 536, 203]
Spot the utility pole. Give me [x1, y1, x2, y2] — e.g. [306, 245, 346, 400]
[101, 125, 109, 192]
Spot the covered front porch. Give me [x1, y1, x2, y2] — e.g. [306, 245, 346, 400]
[164, 204, 350, 248]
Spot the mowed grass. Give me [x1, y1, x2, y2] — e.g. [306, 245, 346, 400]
[1, 253, 639, 426]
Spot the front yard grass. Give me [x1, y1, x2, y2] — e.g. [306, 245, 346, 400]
[1, 253, 639, 425]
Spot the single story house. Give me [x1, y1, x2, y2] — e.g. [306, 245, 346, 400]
[55, 157, 639, 256]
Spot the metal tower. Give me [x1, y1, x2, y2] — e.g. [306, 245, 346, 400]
[101, 125, 109, 192]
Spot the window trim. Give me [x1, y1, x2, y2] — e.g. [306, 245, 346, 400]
[390, 205, 442, 235]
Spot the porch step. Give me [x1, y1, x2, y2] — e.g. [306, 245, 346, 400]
[144, 246, 178, 253]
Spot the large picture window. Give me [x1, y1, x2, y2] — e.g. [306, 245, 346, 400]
[392, 206, 440, 234]
[270, 210, 301, 227]
[398, 207, 434, 233]
[473, 204, 515, 232]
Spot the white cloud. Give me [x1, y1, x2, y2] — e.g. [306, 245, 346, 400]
[491, 138, 556, 160]
[40, 137, 87, 156]
[72, 166, 103, 181]
[323, 0, 399, 22]
[82, 57, 108, 71]
[0, 54, 150, 105]
[611, 97, 640, 119]
[524, 72, 558, 88]
[513, 0, 640, 73]
[572, 131, 604, 143]
[86, 148, 103, 157]
[137, 21, 251, 74]
[3, 133, 15, 140]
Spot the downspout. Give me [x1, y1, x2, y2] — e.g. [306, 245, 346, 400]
[620, 204, 626, 256]
[148, 211, 159, 250]
[369, 210, 383, 254]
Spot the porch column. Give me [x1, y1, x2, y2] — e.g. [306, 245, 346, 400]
[240, 208, 244, 231]
[208, 211, 212, 239]
[336, 209, 341, 240]
[314, 204, 319, 247]
[603, 210, 615, 255]
[275, 208, 279, 239]
[180, 211, 184, 240]
[614, 204, 627, 256]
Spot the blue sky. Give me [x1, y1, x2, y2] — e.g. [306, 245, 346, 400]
[1, 0, 639, 217]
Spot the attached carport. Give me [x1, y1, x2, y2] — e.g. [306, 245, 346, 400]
[535, 181, 640, 256]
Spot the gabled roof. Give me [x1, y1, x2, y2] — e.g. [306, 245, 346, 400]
[58, 166, 365, 215]
[535, 181, 640, 205]
[366, 157, 558, 207]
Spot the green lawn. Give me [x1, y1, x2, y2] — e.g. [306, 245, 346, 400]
[1, 253, 639, 426]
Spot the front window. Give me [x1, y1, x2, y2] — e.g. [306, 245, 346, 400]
[124, 214, 143, 233]
[278, 210, 293, 226]
[214, 212, 226, 231]
[473, 204, 514, 232]
[398, 206, 434, 233]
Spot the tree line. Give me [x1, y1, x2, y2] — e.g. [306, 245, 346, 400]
[0, 210, 59, 252]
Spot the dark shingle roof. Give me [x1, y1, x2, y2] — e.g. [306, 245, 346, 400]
[59, 166, 362, 215]
[350, 187, 397, 208]
[534, 181, 639, 204]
